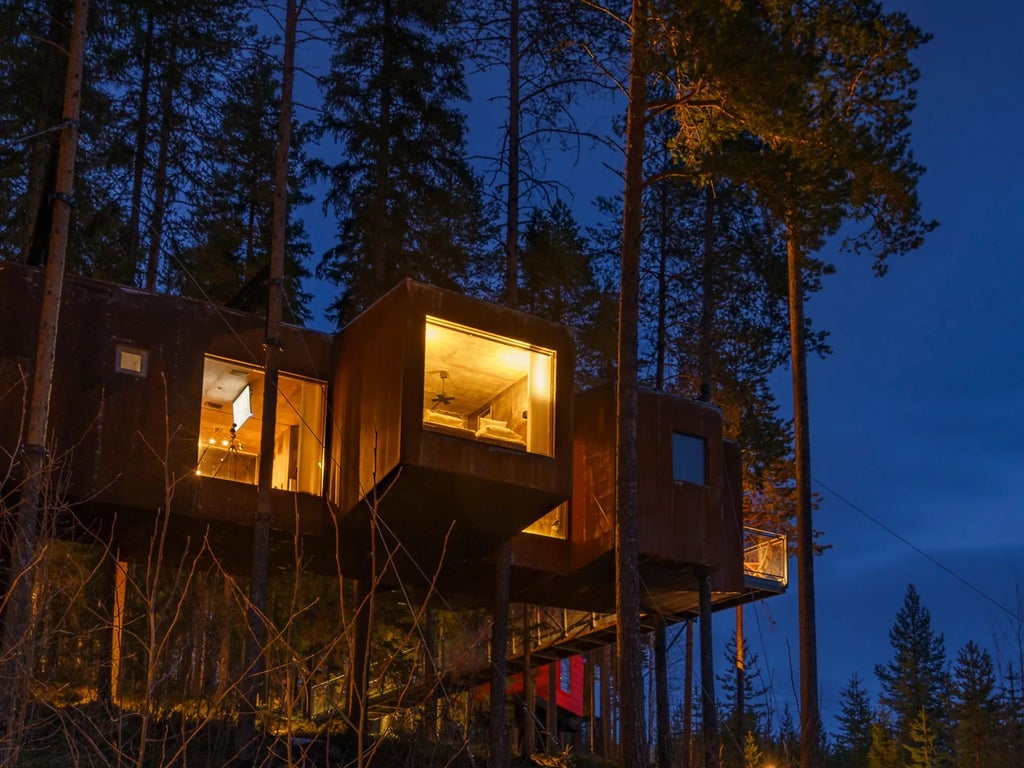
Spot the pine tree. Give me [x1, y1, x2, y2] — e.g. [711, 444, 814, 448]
[904, 708, 938, 768]
[518, 200, 617, 383]
[316, 0, 490, 323]
[950, 641, 999, 768]
[835, 674, 874, 768]
[107, 0, 251, 289]
[778, 703, 801, 767]
[867, 712, 900, 768]
[465, 0, 610, 306]
[176, 42, 313, 323]
[717, 629, 769, 768]
[744, 730, 764, 767]
[1000, 661, 1024, 768]
[0, 0, 127, 274]
[875, 585, 950, 753]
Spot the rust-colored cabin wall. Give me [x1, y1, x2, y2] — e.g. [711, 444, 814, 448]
[330, 280, 575, 579]
[569, 383, 732, 573]
[635, 389, 724, 569]
[329, 284, 410, 514]
[569, 386, 616, 570]
[332, 280, 575, 518]
[0, 262, 333, 544]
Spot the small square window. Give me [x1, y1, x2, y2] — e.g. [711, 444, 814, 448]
[672, 432, 706, 485]
[115, 344, 148, 377]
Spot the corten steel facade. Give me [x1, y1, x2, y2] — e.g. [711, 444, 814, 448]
[0, 261, 336, 573]
[328, 279, 575, 584]
[458, 382, 752, 617]
[0, 262, 782, 616]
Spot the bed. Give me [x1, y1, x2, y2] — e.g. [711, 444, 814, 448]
[474, 417, 526, 450]
[423, 408, 475, 438]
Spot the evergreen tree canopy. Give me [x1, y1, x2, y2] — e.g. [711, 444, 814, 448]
[315, 0, 491, 323]
[875, 584, 950, 751]
[835, 673, 874, 768]
[950, 641, 1000, 768]
[518, 200, 617, 384]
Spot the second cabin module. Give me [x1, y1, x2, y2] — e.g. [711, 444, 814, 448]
[329, 280, 575, 581]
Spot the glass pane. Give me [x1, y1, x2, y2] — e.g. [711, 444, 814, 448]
[423, 317, 555, 456]
[672, 432, 706, 485]
[197, 356, 326, 494]
[522, 502, 567, 539]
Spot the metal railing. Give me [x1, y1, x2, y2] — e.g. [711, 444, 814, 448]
[743, 527, 788, 587]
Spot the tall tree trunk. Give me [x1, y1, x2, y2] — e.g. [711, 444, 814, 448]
[523, 606, 536, 755]
[682, 619, 694, 768]
[494, 29, 524, 744]
[237, 0, 300, 756]
[372, 0, 394, 293]
[700, 574, 719, 768]
[546, 661, 558, 753]
[601, 644, 612, 758]
[19, 119, 57, 266]
[126, 13, 154, 279]
[786, 217, 822, 768]
[736, 605, 745, 768]
[616, 0, 649, 764]
[583, 651, 594, 755]
[490, 543, 512, 768]
[18, 6, 64, 266]
[691, 181, 724, 768]
[144, 29, 178, 292]
[504, 0, 520, 308]
[655, 615, 672, 768]
[0, 0, 87, 742]
[654, 183, 668, 390]
[699, 187, 716, 402]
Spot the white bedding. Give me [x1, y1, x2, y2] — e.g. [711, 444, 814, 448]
[475, 424, 526, 446]
[423, 409, 467, 429]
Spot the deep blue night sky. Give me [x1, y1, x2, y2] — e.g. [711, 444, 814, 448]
[300, 0, 1024, 733]
[741, 0, 1024, 730]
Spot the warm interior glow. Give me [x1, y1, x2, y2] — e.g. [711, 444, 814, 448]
[197, 355, 327, 493]
[422, 316, 555, 456]
[522, 502, 567, 539]
[232, 384, 252, 429]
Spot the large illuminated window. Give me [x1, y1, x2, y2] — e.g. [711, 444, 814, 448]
[422, 316, 555, 456]
[196, 355, 326, 494]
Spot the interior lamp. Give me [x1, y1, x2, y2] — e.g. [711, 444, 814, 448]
[232, 385, 252, 429]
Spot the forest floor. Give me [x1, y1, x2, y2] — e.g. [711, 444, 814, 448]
[10, 702, 618, 768]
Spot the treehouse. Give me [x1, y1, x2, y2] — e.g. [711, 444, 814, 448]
[328, 279, 575, 582]
[0, 261, 337, 572]
[453, 383, 788, 617]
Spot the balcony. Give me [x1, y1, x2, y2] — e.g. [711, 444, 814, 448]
[743, 527, 788, 590]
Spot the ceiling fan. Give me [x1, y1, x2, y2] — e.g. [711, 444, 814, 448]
[431, 370, 456, 407]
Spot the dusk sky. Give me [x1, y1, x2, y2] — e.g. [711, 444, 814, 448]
[735, 0, 1024, 731]
[303, 0, 1024, 733]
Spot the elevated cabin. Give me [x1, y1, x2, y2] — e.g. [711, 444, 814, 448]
[457, 383, 784, 617]
[0, 262, 335, 572]
[328, 280, 575, 583]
